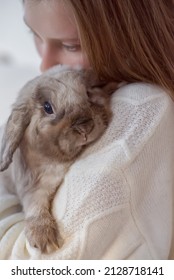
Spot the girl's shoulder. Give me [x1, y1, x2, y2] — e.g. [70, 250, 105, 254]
[111, 82, 173, 133]
[81, 82, 174, 166]
[114, 82, 170, 103]
[106, 82, 174, 162]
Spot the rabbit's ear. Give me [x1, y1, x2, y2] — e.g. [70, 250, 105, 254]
[87, 82, 118, 106]
[0, 104, 32, 171]
[79, 69, 106, 88]
[80, 69, 118, 104]
[0, 79, 37, 172]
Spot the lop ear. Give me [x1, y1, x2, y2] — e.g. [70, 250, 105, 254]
[80, 69, 118, 105]
[87, 82, 118, 106]
[79, 68, 106, 88]
[0, 78, 38, 171]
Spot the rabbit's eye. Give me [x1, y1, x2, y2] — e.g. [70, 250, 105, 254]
[44, 101, 53, 114]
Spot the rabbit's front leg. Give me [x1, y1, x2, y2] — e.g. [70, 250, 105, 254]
[22, 184, 62, 254]
[25, 209, 61, 254]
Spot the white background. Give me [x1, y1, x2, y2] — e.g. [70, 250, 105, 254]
[0, 0, 40, 125]
[0, 260, 173, 280]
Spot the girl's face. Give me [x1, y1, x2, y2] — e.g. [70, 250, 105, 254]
[24, 0, 90, 72]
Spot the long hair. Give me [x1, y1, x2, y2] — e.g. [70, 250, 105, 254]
[66, 0, 174, 97]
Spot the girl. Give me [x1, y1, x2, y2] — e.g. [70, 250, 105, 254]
[0, 0, 174, 259]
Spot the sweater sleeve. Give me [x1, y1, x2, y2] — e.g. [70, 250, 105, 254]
[0, 83, 174, 259]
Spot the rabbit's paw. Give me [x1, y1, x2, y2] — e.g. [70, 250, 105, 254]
[25, 214, 62, 254]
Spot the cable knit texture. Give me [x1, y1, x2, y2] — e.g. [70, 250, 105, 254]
[0, 82, 174, 259]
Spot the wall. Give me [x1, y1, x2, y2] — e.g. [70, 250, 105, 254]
[0, 0, 40, 125]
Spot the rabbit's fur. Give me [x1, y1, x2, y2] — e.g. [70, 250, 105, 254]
[0, 66, 116, 253]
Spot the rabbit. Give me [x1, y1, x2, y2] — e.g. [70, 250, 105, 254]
[0, 65, 116, 254]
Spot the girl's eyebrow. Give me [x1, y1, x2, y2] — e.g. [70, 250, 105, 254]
[23, 17, 80, 43]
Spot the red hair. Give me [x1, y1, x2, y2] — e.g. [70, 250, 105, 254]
[66, 0, 174, 96]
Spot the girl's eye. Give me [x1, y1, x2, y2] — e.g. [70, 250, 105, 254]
[62, 44, 81, 52]
[44, 101, 54, 114]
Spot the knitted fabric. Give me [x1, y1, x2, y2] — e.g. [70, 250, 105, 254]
[0, 82, 174, 259]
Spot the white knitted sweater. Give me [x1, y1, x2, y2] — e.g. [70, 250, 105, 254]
[0, 82, 174, 260]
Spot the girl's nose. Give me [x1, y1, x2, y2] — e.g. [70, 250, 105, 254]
[40, 43, 59, 72]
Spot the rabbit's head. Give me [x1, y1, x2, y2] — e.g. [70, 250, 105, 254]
[0, 67, 116, 170]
